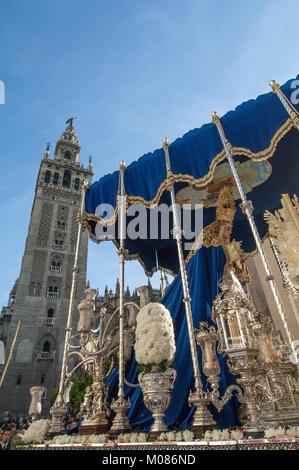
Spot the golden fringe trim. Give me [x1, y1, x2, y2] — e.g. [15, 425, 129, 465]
[232, 118, 293, 160]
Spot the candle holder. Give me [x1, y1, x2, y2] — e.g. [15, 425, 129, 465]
[195, 322, 243, 418]
[195, 322, 220, 375]
[76, 297, 120, 435]
[50, 285, 128, 436]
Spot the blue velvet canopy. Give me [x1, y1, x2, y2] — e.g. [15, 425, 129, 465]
[84, 74, 299, 276]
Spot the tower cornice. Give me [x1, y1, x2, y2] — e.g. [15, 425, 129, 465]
[41, 156, 92, 174]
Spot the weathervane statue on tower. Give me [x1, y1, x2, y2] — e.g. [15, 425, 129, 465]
[66, 116, 77, 127]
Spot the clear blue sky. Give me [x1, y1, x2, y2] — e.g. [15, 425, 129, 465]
[0, 0, 298, 306]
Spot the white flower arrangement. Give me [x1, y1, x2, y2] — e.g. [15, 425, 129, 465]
[50, 433, 108, 445]
[230, 429, 243, 440]
[203, 426, 299, 441]
[211, 429, 222, 441]
[117, 433, 130, 443]
[164, 431, 176, 442]
[158, 430, 194, 442]
[203, 428, 243, 441]
[137, 432, 147, 442]
[129, 433, 141, 443]
[203, 429, 214, 441]
[52, 434, 73, 444]
[49, 430, 202, 445]
[88, 434, 107, 444]
[286, 426, 299, 437]
[72, 434, 84, 444]
[264, 426, 287, 438]
[175, 431, 183, 441]
[21, 419, 50, 443]
[58, 432, 148, 445]
[51, 435, 61, 444]
[182, 430, 194, 442]
[220, 429, 230, 440]
[134, 302, 176, 371]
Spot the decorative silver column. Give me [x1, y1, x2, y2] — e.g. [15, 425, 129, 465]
[110, 160, 132, 435]
[270, 80, 299, 130]
[163, 138, 216, 435]
[160, 268, 165, 297]
[212, 112, 296, 359]
[49, 180, 90, 434]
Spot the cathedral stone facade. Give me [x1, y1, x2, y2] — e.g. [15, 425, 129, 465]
[0, 122, 93, 419]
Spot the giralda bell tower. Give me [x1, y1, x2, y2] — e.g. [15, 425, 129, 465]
[0, 120, 93, 418]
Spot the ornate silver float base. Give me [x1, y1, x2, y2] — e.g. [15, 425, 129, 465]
[109, 397, 132, 437]
[139, 368, 176, 435]
[189, 390, 217, 438]
[79, 413, 110, 435]
[225, 347, 265, 437]
[261, 408, 299, 428]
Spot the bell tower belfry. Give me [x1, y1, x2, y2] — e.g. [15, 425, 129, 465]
[54, 117, 81, 162]
[0, 120, 93, 419]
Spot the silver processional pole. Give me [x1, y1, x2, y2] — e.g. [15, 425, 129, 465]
[269, 80, 299, 131]
[49, 179, 90, 434]
[212, 112, 296, 359]
[110, 160, 132, 435]
[163, 138, 216, 435]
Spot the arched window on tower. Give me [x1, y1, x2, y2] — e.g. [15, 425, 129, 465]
[74, 178, 80, 190]
[53, 172, 59, 185]
[41, 374, 46, 385]
[50, 256, 62, 272]
[62, 170, 71, 188]
[43, 341, 50, 352]
[56, 219, 67, 231]
[44, 170, 51, 183]
[47, 286, 59, 299]
[16, 375, 22, 385]
[53, 238, 64, 250]
[64, 150, 72, 160]
[46, 308, 55, 325]
[37, 335, 56, 360]
[38, 340, 54, 360]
